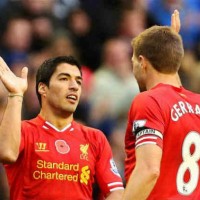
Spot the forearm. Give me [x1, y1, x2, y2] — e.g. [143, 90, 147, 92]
[0, 95, 23, 162]
[123, 168, 159, 200]
[105, 189, 124, 200]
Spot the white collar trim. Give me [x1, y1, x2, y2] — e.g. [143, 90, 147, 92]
[44, 121, 72, 132]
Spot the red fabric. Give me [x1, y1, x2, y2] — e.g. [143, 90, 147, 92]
[125, 83, 200, 199]
[5, 116, 123, 200]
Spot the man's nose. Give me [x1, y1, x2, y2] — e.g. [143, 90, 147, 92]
[69, 80, 79, 91]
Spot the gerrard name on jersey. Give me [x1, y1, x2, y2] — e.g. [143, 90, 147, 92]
[171, 100, 200, 121]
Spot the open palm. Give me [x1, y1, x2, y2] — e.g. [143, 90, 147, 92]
[0, 57, 28, 94]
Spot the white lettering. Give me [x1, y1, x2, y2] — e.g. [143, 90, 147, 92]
[171, 108, 179, 121]
[195, 105, 200, 114]
[186, 102, 194, 113]
[171, 101, 200, 122]
[174, 104, 183, 117]
[178, 101, 188, 114]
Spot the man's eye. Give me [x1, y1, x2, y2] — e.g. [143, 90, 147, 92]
[77, 81, 82, 85]
[60, 77, 68, 81]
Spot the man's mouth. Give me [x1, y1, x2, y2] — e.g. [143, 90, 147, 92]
[66, 95, 78, 103]
[67, 95, 77, 100]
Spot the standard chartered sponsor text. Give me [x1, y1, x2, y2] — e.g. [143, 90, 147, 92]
[33, 170, 79, 181]
[37, 160, 79, 170]
[33, 160, 79, 181]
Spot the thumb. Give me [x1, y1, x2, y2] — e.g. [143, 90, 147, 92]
[21, 67, 28, 80]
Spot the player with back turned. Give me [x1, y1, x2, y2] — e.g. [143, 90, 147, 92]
[123, 10, 200, 199]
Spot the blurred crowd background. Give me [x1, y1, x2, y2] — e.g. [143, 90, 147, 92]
[1, 0, 200, 199]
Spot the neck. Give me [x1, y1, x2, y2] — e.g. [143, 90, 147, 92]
[39, 109, 73, 130]
[146, 72, 181, 90]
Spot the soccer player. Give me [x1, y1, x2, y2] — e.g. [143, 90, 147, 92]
[0, 56, 124, 199]
[123, 10, 200, 199]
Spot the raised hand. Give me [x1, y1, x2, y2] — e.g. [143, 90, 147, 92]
[171, 10, 180, 33]
[0, 57, 28, 95]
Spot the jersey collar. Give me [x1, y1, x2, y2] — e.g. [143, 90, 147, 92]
[37, 115, 73, 132]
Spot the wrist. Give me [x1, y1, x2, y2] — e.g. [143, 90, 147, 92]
[8, 93, 24, 98]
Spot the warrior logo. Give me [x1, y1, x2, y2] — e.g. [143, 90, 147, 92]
[35, 142, 49, 152]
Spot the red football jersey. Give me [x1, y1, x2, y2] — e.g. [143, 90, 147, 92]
[5, 116, 123, 200]
[125, 83, 200, 199]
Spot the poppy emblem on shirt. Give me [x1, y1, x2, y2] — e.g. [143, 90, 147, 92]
[55, 140, 70, 154]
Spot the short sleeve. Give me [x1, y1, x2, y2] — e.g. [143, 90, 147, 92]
[95, 132, 124, 196]
[130, 93, 164, 149]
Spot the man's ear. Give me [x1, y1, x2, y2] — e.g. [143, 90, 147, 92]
[138, 55, 147, 70]
[38, 82, 47, 96]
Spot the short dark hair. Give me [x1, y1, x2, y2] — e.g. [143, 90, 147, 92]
[132, 26, 184, 73]
[36, 55, 82, 105]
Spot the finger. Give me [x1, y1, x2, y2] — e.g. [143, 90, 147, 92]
[174, 10, 180, 32]
[21, 67, 28, 80]
[171, 10, 180, 33]
[171, 12, 175, 30]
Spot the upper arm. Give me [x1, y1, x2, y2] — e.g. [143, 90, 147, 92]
[132, 94, 164, 170]
[135, 144, 162, 173]
[131, 94, 165, 149]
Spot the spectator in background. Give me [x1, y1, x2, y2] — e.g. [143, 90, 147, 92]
[179, 50, 200, 93]
[24, 4, 59, 52]
[74, 0, 125, 69]
[30, 14, 55, 52]
[80, 0, 122, 40]
[20, 0, 55, 17]
[67, 8, 102, 70]
[0, 0, 60, 52]
[88, 37, 139, 138]
[0, 17, 32, 67]
[53, 0, 80, 22]
[119, 8, 147, 43]
[48, 30, 79, 59]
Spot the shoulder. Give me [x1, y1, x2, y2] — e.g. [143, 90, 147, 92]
[21, 116, 43, 129]
[132, 90, 156, 106]
[73, 121, 107, 140]
[132, 84, 169, 105]
[129, 87, 166, 117]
